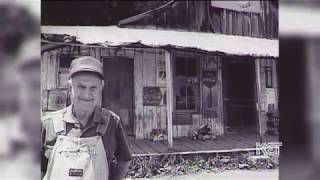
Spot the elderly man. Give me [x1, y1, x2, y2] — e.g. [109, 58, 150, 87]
[41, 56, 131, 180]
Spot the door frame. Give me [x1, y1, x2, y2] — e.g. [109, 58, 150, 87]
[101, 56, 135, 136]
[221, 56, 259, 134]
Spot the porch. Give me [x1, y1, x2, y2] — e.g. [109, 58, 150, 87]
[128, 134, 279, 156]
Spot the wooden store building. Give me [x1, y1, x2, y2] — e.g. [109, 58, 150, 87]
[41, 1, 279, 150]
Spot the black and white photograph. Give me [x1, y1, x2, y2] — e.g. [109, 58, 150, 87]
[2, 0, 320, 180]
[40, 1, 280, 179]
[7, 0, 320, 179]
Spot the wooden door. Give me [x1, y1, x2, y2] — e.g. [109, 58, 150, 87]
[103, 57, 134, 135]
[222, 57, 257, 133]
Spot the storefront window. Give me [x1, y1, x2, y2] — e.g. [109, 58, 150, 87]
[58, 54, 74, 88]
[265, 66, 273, 88]
[175, 57, 199, 111]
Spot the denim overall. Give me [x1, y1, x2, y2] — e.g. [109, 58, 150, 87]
[43, 112, 109, 180]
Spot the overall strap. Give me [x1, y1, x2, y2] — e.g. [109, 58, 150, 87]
[51, 109, 67, 136]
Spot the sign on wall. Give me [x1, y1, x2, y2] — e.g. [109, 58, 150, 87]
[202, 88, 218, 118]
[143, 87, 163, 106]
[173, 113, 192, 125]
[202, 70, 217, 88]
[211, 1, 262, 14]
[157, 58, 166, 85]
[202, 69, 218, 118]
[47, 90, 68, 111]
[266, 88, 276, 105]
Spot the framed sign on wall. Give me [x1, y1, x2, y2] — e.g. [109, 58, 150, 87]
[211, 1, 262, 13]
[157, 58, 166, 85]
[143, 86, 163, 106]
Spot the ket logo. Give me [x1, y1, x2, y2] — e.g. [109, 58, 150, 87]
[256, 142, 282, 156]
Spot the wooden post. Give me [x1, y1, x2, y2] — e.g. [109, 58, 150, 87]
[165, 50, 173, 149]
[272, 59, 279, 108]
[255, 58, 263, 141]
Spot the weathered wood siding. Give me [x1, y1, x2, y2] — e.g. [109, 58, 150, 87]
[201, 55, 224, 135]
[133, 49, 167, 139]
[257, 58, 279, 134]
[41, 45, 167, 139]
[210, 1, 278, 38]
[123, 1, 278, 39]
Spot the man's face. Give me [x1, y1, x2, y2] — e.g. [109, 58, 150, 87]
[70, 72, 103, 119]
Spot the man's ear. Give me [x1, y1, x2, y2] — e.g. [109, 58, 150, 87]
[101, 80, 105, 89]
[67, 79, 72, 91]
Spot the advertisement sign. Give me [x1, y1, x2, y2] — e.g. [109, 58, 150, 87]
[143, 87, 163, 106]
[202, 70, 217, 88]
[211, 1, 262, 13]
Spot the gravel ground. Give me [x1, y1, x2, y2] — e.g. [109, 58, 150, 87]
[127, 169, 279, 180]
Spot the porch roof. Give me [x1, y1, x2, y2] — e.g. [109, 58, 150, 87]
[41, 25, 278, 58]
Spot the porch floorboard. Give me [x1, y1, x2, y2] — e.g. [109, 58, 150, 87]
[128, 134, 279, 156]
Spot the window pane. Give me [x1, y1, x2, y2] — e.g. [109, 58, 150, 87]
[175, 56, 199, 111]
[186, 85, 194, 96]
[176, 57, 186, 76]
[179, 85, 186, 96]
[187, 58, 197, 76]
[265, 66, 273, 88]
[176, 84, 186, 110]
[59, 54, 73, 68]
[187, 97, 196, 110]
[176, 96, 186, 110]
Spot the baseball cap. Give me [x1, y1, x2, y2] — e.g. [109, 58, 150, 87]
[69, 56, 104, 79]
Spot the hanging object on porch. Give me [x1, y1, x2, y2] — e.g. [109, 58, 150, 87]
[202, 69, 218, 118]
[208, 90, 213, 108]
[202, 70, 217, 88]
